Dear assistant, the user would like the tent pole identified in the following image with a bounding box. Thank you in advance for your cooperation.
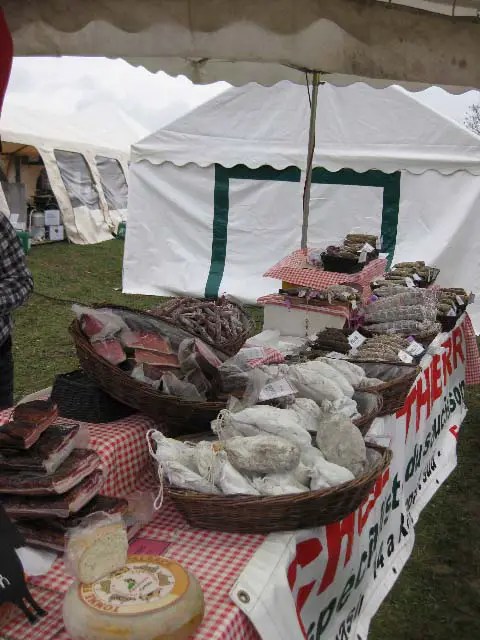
[301,71,320,250]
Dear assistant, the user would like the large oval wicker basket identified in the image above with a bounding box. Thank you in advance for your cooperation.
[69,305,227,437]
[167,441,392,533]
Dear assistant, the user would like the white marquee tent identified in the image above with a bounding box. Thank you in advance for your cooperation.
[0,101,144,243]
[124,82,480,329]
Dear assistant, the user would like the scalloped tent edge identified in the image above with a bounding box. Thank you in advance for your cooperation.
[131,82,480,176]
[5,0,480,90]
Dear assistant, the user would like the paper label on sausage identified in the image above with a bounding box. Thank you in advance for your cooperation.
[259,378,297,401]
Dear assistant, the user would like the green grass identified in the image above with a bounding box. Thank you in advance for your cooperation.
[13,240,480,638]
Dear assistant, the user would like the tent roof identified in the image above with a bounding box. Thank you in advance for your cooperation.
[0,101,140,160]
[131,82,480,175]
[5,0,480,89]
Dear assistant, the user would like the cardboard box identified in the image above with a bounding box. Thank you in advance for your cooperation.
[44,209,60,226]
[47,225,64,241]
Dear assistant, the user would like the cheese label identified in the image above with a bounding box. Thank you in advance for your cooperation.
[80,555,189,616]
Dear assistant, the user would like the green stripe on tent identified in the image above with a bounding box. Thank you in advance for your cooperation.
[205,164,301,298]
[206,165,401,298]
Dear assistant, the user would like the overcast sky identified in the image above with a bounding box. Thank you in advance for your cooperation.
[4,57,480,137]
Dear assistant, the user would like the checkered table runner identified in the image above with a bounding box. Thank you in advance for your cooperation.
[0,411,263,640]
[0,497,263,640]
[257,293,352,323]
[462,313,480,385]
[263,249,387,290]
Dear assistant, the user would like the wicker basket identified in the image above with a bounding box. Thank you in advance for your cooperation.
[167,441,392,533]
[51,370,136,423]
[69,307,227,436]
[151,297,255,357]
[354,361,419,416]
[352,390,383,435]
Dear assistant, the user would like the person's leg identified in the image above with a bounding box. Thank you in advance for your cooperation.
[0,336,14,409]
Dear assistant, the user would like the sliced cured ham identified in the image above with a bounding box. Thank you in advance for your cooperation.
[0,449,101,495]
[92,339,126,365]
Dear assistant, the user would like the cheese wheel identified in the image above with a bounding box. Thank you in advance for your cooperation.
[66,522,128,584]
[63,555,205,640]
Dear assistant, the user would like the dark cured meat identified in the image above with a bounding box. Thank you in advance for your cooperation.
[12,400,58,426]
[134,349,180,368]
[123,331,172,355]
[0,449,100,495]
[92,339,126,365]
[0,420,53,451]
[2,470,104,519]
[0,424,80,474]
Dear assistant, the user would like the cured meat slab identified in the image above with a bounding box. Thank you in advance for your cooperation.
[0,423,80,474]
[0,449,100,495]
[92,339,126,365]
[123,331,172,354]
[2,470,104,519]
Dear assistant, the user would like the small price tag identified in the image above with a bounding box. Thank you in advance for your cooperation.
[259,378,297,402]
[456,295,465,306]
[406,340,425,357]
[405,277,415,288]
[398,350,414,364]
[361,242,375,254]
[359,250,367,264]
[447,308,457,317]
[413,273,422,282]
[348,331,367,349]
[469,293,476,304]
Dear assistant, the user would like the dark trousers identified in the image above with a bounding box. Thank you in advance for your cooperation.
[0,336,13,409]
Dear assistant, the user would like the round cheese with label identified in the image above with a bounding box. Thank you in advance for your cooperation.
[63,555,205,639]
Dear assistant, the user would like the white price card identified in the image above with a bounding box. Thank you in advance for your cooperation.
[359,250,367,264]
[469,293,476,304]
[259,378,297,402]
[405,277,415,288]
[398,350,414,364]
[348,331,367,349]
[413,273,422,282]
[456,295,465,306]
[447,308,457,317]
[361,242,375,254]
[406,340,425,357]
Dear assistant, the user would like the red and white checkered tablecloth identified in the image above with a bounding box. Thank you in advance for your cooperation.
[0,411,263,640]
[462,313,480,385]
[263,249,387,290]
[0,497,264,640]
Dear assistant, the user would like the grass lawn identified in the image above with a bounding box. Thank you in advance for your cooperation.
[13,240,480,639]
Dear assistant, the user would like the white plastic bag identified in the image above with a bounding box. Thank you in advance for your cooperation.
[286,364,344,404]
[319,357,366,388]
[316,415,367,476]
[300,360,354,398]
[287,398,321,432]
[165,460,220,494]
[215,451,260,496]
[251,473,309,496]
[223,406,312,451]
[224,435,300,474]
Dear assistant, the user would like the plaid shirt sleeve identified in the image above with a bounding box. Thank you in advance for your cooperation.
[0,213,33,315]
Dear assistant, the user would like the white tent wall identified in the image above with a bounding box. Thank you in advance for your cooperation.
[0,103,131,244]
[123,161,480,330]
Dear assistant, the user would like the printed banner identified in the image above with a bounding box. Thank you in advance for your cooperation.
[232,318,468,640]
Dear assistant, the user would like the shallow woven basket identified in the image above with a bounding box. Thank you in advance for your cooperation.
[151,297,255,357]
[354,361,419,416]
[352,390,383,435]
[167,441,392,533]
[69,306,227,436]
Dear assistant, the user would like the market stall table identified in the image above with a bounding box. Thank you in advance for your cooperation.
[1,315,479,640]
